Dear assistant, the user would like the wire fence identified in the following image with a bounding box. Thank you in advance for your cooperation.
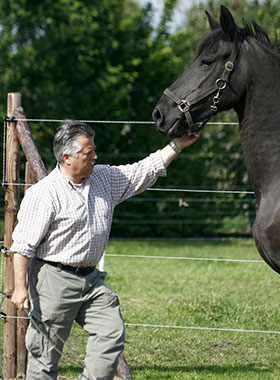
[1,247,280,357]
[12,118,239,126]
[0,117,262,377]
[1,116,254,234]
[105,252,264,263]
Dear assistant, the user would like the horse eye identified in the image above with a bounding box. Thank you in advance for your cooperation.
[201,59,214,67]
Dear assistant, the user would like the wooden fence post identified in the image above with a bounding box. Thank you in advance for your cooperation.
[12,107,47,180]
[3,92,21,379]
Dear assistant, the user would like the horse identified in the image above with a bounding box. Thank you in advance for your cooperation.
[152,5,280,274]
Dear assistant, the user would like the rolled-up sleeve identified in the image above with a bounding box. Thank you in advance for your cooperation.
[10,187,55,258]
[110,150,166,205]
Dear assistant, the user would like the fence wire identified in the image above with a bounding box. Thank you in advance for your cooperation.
[1,117,261,377]
[13,118,239,126]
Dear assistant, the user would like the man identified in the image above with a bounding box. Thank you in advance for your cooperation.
[11,120,199,380]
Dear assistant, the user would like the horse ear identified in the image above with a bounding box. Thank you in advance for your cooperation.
[219,5,237,40]
[205,11,220,31]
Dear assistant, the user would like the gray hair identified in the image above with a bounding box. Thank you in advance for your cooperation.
[53,120,95,163]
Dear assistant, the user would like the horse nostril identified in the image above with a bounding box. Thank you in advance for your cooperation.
[152,107,164,128]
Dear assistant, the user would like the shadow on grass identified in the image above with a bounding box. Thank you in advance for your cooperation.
[59,363,274,377]
[130,363,271,375]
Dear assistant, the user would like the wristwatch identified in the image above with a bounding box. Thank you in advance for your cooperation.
[169,140,182,153]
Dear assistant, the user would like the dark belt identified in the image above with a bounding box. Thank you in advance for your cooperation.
[37,258,95,275]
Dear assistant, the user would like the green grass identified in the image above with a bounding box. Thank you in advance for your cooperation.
[58,238,280,379]
[1,238,279,379]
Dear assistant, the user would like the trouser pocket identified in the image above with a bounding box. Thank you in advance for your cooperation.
[25,318,47,358]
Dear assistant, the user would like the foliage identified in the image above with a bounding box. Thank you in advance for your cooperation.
[0,0,279,237]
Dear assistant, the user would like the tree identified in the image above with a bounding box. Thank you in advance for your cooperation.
[0,0,279,238]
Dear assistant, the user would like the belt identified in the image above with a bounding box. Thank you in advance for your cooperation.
[37,258,95,275]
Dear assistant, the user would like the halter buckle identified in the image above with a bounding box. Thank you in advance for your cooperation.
[178,100,190,113]
[225,61,234,72]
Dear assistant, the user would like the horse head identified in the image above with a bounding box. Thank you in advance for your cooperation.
[153,5,248,138]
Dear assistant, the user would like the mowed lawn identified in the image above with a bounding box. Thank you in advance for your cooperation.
[58,238,280,379]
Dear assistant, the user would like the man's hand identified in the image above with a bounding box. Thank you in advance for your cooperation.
[160,130,199,168]
[173,130,200,150]
[11,287,30,311]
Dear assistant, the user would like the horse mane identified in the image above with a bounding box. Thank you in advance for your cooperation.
[196,17,274,57]
[242,19,271,46]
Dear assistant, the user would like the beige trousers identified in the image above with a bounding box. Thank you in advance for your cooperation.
[26,258,125,380]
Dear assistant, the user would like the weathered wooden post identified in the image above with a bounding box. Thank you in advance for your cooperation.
[3,92,21,379]
[13,107,47,180]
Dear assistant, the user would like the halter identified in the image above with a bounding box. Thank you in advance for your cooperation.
[163,45,239,133]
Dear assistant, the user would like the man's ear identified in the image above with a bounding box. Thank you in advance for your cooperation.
[62,153,71,165]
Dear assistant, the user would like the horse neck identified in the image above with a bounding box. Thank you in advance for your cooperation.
[237,41,280,202]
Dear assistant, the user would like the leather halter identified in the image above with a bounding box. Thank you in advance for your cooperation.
[163,46,239,133]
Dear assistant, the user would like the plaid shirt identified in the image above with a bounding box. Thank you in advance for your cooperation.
[11,151,166,266]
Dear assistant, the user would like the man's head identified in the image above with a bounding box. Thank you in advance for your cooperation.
[54,121,98,183]
[53,120,95,163]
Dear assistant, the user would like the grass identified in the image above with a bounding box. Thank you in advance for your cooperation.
[57,238,280,379]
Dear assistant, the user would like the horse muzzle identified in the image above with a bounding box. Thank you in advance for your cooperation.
[152,106,164,130]
[152,106,187,138]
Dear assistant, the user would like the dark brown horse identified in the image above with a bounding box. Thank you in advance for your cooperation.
[152,5,280,274]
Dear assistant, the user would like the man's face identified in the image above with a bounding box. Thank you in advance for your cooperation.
[67,135,98,182]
